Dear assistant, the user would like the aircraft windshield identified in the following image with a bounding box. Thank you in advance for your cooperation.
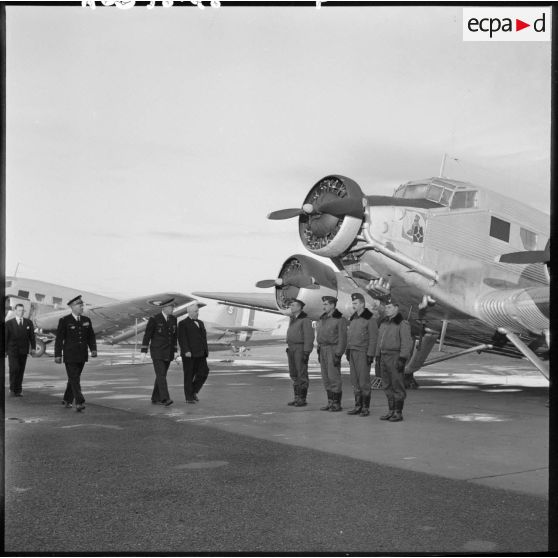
[395,181,478,209]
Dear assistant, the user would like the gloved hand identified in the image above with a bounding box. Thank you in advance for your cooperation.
[334,354,342,367]
[345,349,351,361]
[367,355,374,366]
[303,352,310,364]
[397,357,407,372]
[55,357,62,364]
[139,352,147,362]
[285,347,289,354]
[91,350,97,358]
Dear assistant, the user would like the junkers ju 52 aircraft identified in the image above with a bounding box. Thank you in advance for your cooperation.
[195,174,550,381]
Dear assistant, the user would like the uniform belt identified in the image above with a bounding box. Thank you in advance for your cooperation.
[318,343,336,347]
[380,350,400,354]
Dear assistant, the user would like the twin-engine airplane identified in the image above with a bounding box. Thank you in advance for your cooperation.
[5,277,284,357]
[195,174,550,381]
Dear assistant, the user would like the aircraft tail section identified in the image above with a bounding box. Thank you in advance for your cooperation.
[215,304,256,341]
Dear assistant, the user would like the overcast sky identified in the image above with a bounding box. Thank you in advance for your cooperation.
[6,4,551,299]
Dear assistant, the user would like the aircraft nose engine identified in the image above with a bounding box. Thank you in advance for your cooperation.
[256,254,338,317]
[268,175,366,258]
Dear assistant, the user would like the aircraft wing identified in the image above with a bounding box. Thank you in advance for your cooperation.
[213,326,265,333]
[35,292,203,342]
[193,292,282,315]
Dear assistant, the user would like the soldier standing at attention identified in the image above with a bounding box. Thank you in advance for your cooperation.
[346,293,378,417]
[285,299,314,407]
[54,296,97,412]
[141,298,177,407]
[375,301,413,422]
[316,296,347,412]
[5,303,36,397]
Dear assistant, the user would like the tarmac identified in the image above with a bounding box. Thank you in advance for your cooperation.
[4,345,550,553]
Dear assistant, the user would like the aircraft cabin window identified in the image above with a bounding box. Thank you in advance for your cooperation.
[18,290,29,299]
[53,296,63,305]
[451,190,477,209]
[490,216,510,242]
[520,228,537,250]
[35,293,46,302]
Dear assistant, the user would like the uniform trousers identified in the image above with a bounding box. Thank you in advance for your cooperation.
[379,352,406,403]
[151,359,172,402]
[287,344,309,390]
[8,354,28,394]
[348,350,371,398]
[319,344,342,393]
[63,362,86,405]
[182,357,209,400]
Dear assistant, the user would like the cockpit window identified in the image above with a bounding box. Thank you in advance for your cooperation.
[451,191,477,209]
[18,290,29,299]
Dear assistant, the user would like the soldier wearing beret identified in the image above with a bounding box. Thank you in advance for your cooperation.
[54,296,97,412]
[375,301,413,422]
[346,293,378,417]
[285,299,314,407]
[141,298,177,406]
[316,295,347,412]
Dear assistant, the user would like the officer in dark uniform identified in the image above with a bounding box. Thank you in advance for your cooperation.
[54,295,97,412]
[316,296,347,412]
[141,298,177,406]
[285,298,314,407]
[346,293,378,417]
[178,302,209,403]
[375,301,413,422]
[5,303,36,397]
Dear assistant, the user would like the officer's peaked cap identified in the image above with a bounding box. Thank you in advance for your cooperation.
[321,296,337,304]
[289,298,305,308]
[158,297,175,307]
[351,293,365,302]
[67,295,84,306]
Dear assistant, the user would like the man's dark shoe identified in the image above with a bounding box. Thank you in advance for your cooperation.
[76,403,85,412]
[163,400,174,406]
[185,399,196,404]
[388,411,403,422]
[62,401,72,408]
[193,394,199,401]
[151,400,159,405]
[14,393,23,397]
[380,411,394,420]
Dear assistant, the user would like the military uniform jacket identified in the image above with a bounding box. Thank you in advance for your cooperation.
[375,313,413,359]
[316,309,347,355]
[54,314,97,363]
[5,317,36,356]
[141,313,178,361]
[286,311,314,353]
[347,308,378,356]
[178,317,208,358]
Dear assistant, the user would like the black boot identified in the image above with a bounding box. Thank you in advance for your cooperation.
[320,390,333,411]
[330,392,342,412]
[295,387,308,406]
[389,400,404,422]
[380,397,395,420]
[360,394,371,417]
[347,394,362,415]
[288,386,299,406]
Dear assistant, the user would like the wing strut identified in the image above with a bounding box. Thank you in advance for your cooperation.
[497,328,550,381]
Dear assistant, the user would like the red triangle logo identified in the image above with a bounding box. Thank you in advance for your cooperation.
[516,19,530,31]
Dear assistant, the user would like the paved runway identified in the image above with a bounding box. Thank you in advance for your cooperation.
[4,346,550,553]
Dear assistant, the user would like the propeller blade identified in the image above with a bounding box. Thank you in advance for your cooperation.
[256,279,279,288]
[317,197,365,219]
[498,250,549,265]
[366,195,442,209]
[267,208,304,220]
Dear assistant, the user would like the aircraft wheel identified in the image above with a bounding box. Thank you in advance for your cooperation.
[32,339,46,358]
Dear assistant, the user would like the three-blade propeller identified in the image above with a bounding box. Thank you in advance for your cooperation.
[255,275,319,289]
[268,195,442,221]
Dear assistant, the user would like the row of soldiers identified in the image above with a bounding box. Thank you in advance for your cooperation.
[286,293,414,422]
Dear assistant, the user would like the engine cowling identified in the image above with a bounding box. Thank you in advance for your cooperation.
[299,175,365,258]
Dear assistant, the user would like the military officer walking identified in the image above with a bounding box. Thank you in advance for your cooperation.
[285,298,314,407]
[141,298,177,406]
[54,296,97,412]
[346,293,378,417]
[375,301,413,422]
[5,303,36,397]
[316,296,347,412]
[178,302,210,403]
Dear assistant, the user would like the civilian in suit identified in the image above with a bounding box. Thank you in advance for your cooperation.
[5,303,36,396]
[54,296,97,412]
[177,303,209,403]
[140,298,178,407]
